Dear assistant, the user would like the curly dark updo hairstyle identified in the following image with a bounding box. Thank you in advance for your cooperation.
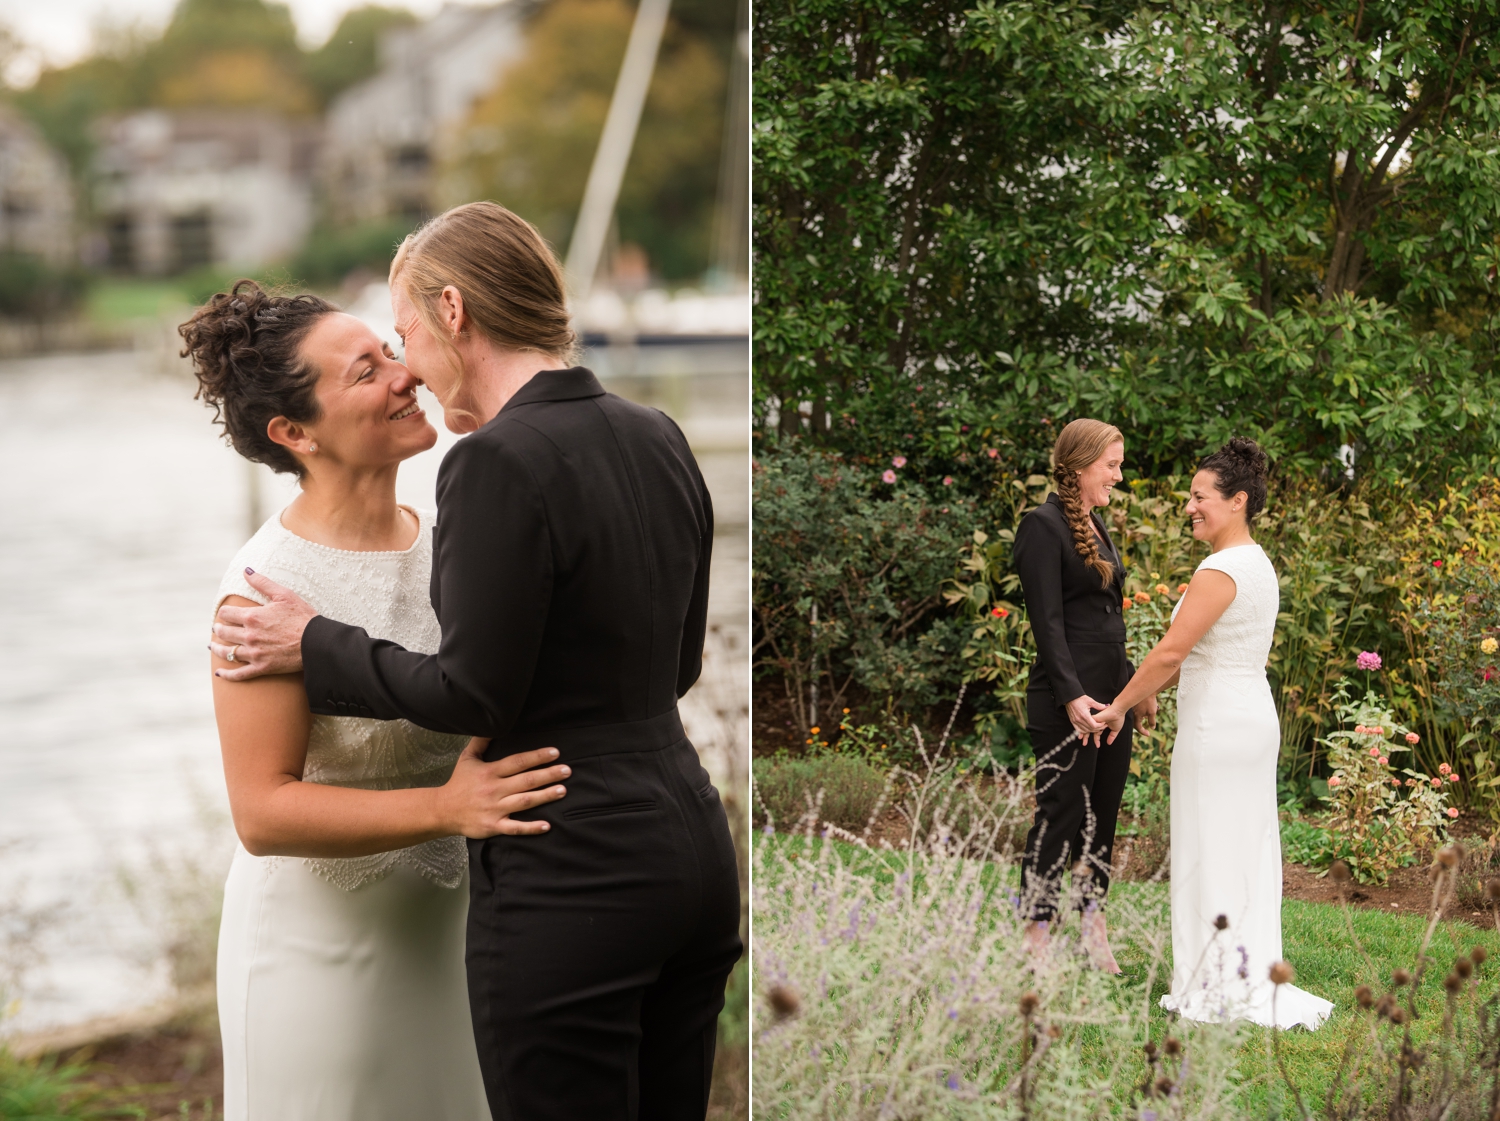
[179,279,336,477]
[1198,436,1270,523]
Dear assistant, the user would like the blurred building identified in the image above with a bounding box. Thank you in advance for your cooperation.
[322,3,525,225]
[94,111,319,275]
[0,107,75,265]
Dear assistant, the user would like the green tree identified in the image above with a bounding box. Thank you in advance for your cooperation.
[754,0,1500,484]
[444,0,727,281]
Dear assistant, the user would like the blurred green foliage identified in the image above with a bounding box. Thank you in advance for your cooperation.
[9,1,416,179]
[444,0,729,281]
[290,217,418,288]
[0,253,89,319]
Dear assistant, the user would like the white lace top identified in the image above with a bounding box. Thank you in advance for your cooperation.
[1172,544,1280,690]
[215,507,469,891]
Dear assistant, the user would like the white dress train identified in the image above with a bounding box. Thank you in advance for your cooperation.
[214,509,491,1120]
[1161,544,1333,1030]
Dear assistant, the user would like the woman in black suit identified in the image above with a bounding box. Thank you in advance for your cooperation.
[209,202,741,1121]
[1012,418,1155,971]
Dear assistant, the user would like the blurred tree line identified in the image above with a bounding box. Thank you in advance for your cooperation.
[2,0,735,288]
[753,0,1500,486]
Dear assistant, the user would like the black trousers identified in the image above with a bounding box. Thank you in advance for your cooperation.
[467,711,743,1121]
[1019,644,1134,922]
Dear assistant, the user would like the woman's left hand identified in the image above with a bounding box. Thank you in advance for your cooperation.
[1133,694,1159,732]
[1094,703,1128,744]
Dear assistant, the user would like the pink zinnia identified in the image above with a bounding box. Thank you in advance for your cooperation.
[1449,774,1459,783]
[1432,777,1443,788]
[881,469,897,484]
[1369,747,1380,757]
[1328,776,1341,787]
[986,448,999,459]
[942,476,954,486]
[1378,756,1388,766]
[1406,732,1420,745]
[1355,725,1368,735]
[1439,763,1451,775]
[1356,651,1383,671]
[892,456,907,468]
[1449,807,1460,818]
[1392,779,1402,787]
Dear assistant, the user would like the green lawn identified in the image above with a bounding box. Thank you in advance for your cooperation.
[85,278,193,325]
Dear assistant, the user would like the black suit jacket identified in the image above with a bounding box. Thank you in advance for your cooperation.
[1012,492,1127,707]
[301,367,712,743]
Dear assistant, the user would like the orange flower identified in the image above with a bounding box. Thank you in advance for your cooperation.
[1155,583,1170,596]
[1133,591,1151,605]
[1122,597,1132,611]
[1177,583,1189,594]
[991,606,1009,618]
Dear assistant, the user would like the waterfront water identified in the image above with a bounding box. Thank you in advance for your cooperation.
[0,342,746,1035]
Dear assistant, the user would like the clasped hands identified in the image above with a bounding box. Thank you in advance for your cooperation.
[1066,693,1157,748]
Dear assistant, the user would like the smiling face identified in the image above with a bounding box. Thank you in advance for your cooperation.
[1076,440,1125,508]
[1185,468,1248,543]
[391,283,481,433]
[282,312,436,471]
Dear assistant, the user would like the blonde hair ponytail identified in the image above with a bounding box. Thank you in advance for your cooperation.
[1051,418,1124,589]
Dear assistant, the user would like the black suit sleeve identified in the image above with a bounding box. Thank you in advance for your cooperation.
[301,433,550,737]
[1013,511,1084,708]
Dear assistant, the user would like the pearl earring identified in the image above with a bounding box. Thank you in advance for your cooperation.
[309,443,318,453]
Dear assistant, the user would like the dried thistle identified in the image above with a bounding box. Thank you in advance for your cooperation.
[1213,913,1229,931]
[1444,972,1464,994]
[1163,1036,1182,1057]
[1456,955,1474,979]
[1473,945,1489,966]
[1355,984,1374,1008]
[1018,991,1039,1017]
[768,983,800,1019]
[1269,960,1294,985]
[1393,968,1413,987]
[1330,859,1353,884]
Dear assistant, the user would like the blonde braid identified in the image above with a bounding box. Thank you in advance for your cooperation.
[1054,468,1115,588]
[1049,418,1124,590]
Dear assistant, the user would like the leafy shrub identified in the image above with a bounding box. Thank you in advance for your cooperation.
[290,218,418,288]
[0,253,88,320]
[753,445,977,728]
[0,1049,109,1120]
[753,752,889,833]
[1279,815,1335,867]
[1319,684,1456,883]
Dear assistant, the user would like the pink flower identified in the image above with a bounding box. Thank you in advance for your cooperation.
[1355,725,1368,735]
[1406,732,1420,745]
[1449,807,1460,818]
[1356,651,1383,672]
[1432,777,1443,788]
[1449,774,1460,783]
[881,470,897,484]
[1434,559,1444,568]
[986,448,999,459]
[1371,726,1384,737]
[1392,779,1402,787]
[1406,778,1417,787]
[942,476,954,486]
[1379,756,1388,766]
[1328,776,1341,787]
[892,456,908,468]
[1369,747,1381,757]
[1439,763,1451,775]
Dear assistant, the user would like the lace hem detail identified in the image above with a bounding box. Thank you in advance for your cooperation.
[298,836,468,891]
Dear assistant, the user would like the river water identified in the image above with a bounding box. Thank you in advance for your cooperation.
[0,340,747,1035]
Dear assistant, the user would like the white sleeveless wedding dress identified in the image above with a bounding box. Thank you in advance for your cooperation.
[214,508,490,1121]
[1160,544,1332,1029]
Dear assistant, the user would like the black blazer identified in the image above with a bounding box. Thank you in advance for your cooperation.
[1012,492,1127,707]
[300,367,713,744]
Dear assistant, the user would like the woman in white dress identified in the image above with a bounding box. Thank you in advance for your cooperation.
[1094,438,1332,1029]
[180,281,573,1119]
